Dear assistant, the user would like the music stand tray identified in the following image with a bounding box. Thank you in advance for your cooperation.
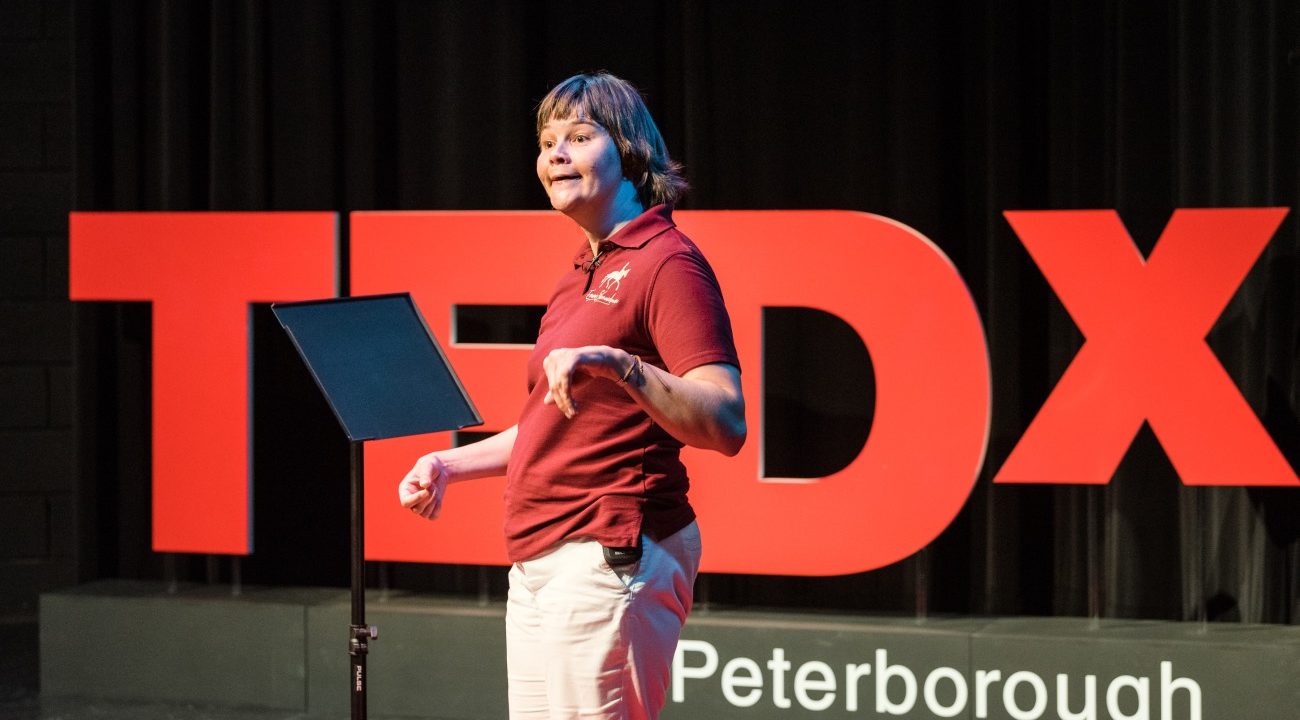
[272,293,482,720]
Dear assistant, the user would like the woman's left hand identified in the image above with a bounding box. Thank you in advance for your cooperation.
[542,344,745,455]
[541,345,627,418]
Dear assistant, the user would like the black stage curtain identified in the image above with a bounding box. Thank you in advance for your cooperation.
[71,0,1299,623]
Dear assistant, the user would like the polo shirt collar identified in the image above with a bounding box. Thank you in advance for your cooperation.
[572,204,676,268]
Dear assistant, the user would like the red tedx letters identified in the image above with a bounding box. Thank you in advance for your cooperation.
[350,211,990,575]
[995,209,1296,486]
[69,213,337,554]
[67,208,1296,572]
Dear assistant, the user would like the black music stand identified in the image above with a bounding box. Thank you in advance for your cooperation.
[271,293,482,720]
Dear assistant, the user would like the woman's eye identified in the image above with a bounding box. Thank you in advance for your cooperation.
[540,140,554,150]
[574,134,589,143]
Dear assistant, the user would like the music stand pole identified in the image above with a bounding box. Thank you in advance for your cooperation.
[271,294,482,720]
[349,441,377,720]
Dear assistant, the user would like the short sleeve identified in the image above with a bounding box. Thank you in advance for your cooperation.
[645,250,740,377]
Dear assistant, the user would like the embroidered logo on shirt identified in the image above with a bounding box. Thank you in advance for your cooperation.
[586,262,630,305]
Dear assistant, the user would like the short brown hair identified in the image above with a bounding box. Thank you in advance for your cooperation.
[536,72,688,208]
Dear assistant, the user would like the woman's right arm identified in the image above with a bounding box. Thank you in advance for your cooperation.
[397,424,517,520]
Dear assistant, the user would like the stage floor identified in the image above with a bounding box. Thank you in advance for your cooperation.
[0,697,332,720]
[29,583,1300,720]
[2,618,331,720]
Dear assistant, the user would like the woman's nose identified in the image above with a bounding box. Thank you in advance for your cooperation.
[548,142,569,163]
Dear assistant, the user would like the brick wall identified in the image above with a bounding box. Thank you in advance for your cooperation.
[0,0,75,617]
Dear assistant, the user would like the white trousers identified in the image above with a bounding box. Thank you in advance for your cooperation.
[505,522,702,720]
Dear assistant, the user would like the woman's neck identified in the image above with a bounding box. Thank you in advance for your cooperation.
[578,181,644,253]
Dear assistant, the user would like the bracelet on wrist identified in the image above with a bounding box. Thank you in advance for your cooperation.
[617,354,643,387]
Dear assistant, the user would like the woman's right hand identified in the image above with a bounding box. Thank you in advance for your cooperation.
[398,453,450,520]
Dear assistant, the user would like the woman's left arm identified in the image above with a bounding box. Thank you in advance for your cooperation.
[541,347,746,456]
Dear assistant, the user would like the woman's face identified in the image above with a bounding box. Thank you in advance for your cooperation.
[536,112,626,221]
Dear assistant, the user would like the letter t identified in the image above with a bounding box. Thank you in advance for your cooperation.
[70,212,337,554]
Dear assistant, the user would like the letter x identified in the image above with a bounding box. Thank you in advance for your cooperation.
[996,208,1296,486]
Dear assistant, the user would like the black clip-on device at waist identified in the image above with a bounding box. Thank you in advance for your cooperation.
[603,545,642,567]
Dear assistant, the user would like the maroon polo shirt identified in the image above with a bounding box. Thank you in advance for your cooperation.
[503,204,739,562]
